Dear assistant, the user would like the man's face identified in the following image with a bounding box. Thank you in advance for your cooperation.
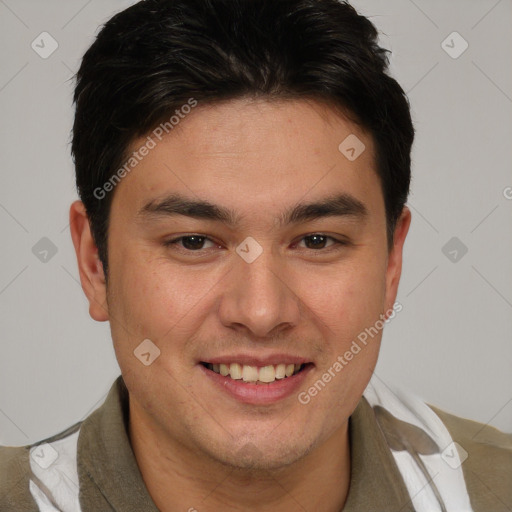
[88,98,408,469]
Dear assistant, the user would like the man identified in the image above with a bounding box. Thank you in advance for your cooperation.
[1,0,510,511]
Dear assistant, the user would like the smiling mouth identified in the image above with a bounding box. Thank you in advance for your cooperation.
[200,362,310,384]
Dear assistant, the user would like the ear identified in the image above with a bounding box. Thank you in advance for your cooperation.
[69,200,109,322]
[384,206,411,316]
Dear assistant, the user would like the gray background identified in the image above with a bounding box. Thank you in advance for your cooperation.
[0,0,511,446]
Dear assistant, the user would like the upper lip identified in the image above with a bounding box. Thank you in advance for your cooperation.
[200,353,312,367]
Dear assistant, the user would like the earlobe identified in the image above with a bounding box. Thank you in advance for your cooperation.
[384,206,411,314]
[69,200,109,322]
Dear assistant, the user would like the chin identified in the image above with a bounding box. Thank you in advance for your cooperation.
[208,435,314,472]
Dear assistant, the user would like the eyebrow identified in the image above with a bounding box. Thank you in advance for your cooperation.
[137,192,368,227]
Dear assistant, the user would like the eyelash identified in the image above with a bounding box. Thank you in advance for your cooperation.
[162,234,349,252]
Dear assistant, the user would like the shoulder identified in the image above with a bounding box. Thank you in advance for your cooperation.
[429,404,512,511]
[0,421,83,511]
[0,443,38,511]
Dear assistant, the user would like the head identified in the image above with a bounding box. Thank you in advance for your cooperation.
[70,0,413,470]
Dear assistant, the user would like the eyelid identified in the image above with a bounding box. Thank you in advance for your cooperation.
[163,234,219,248]
[293,233,348,249]
[164,232,349,251]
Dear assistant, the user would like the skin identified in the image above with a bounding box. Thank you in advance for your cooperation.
[70,98,411,512]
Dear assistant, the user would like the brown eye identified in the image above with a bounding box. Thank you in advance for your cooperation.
[181,235,207,250]
[164,235,217,251]
[298,234,344,250]
[303,234,328,249]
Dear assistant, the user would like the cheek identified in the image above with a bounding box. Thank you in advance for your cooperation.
[106,252,198,382]
[108,243,222,342]
[296,257,387,333]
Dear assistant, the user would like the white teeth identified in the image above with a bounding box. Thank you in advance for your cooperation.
[229,363,243,380]
[258,365,276,383]
[206,362,304,383]
[275,364,286,379]
[242,365,259,382]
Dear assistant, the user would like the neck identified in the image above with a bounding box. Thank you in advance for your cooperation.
[128,405,351,512]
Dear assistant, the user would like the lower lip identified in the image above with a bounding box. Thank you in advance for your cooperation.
[198,364,314,405]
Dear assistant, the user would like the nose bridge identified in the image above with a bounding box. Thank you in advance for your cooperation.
[218,248,300,337]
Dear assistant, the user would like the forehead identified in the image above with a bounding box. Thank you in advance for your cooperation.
[110,98,382,223]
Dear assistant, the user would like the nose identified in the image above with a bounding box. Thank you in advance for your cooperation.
[217,249,301,338]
